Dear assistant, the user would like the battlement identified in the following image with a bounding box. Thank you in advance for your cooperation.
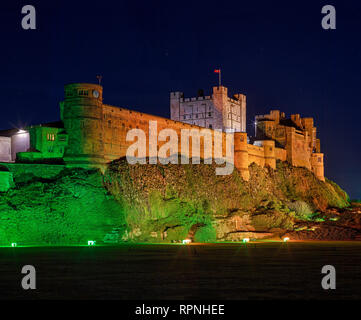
[233,94,246,103]
[255,110,285,123]
[212,86,228,94]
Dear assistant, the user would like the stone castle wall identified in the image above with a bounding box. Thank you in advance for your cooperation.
[61,83,324,181]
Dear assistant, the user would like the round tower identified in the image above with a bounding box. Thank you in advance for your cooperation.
[311,153,325,181]
[62,83,104,167]
[234,132,250,181]
[261,140,276,169]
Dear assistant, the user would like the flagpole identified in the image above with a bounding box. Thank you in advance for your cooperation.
[219,69,221,87]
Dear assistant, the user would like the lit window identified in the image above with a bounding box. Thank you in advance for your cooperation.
[48,134,55,141]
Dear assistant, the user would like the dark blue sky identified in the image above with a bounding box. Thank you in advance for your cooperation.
[1,0,360,198]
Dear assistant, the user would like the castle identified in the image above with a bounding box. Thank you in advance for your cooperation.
[0,83,324,183]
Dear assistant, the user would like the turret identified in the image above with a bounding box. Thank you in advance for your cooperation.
[212,86,228,131]
[233,94,247,132]
[234,132,249,181]
[61,83,104,167]
[261,140,276,169]
[311,153,325,181]
[170,92,183,122]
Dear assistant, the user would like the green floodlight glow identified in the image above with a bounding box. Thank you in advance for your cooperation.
[11,243,17,247]
[242,238,250,243]
[283,237,290,242]
[87,240,96,246]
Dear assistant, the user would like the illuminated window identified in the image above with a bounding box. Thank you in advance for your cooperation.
[47,133,55,141]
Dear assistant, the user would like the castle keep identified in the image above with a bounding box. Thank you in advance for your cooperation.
[170,86,246,132]
[0,83,325,184]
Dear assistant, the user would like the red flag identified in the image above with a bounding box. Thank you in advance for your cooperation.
[214,69,220,73]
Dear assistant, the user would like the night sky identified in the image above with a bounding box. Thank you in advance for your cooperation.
[1,1,360,198]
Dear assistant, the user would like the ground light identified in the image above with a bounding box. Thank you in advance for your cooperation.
[242,238,250,243]
[182,239,191,244]
[283,237,290,242]
[11,243,17,247]
[87,240,96,246]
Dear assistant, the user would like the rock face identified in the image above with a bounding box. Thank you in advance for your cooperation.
[103,159,350,242]
[0,159,354,245]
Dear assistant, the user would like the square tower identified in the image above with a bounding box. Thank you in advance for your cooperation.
[169,86,246,132]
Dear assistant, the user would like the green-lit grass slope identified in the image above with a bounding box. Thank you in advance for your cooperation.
[0,169,126,245]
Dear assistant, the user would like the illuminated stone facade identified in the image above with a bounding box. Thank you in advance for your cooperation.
[0,83,324,181]
[254,110,324,181]
[170,86,246,132]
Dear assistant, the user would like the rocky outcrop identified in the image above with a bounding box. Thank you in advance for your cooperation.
[0,159,354,245]
[103,159,350,242]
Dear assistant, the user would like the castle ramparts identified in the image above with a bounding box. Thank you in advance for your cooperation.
[0,83,325,182]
